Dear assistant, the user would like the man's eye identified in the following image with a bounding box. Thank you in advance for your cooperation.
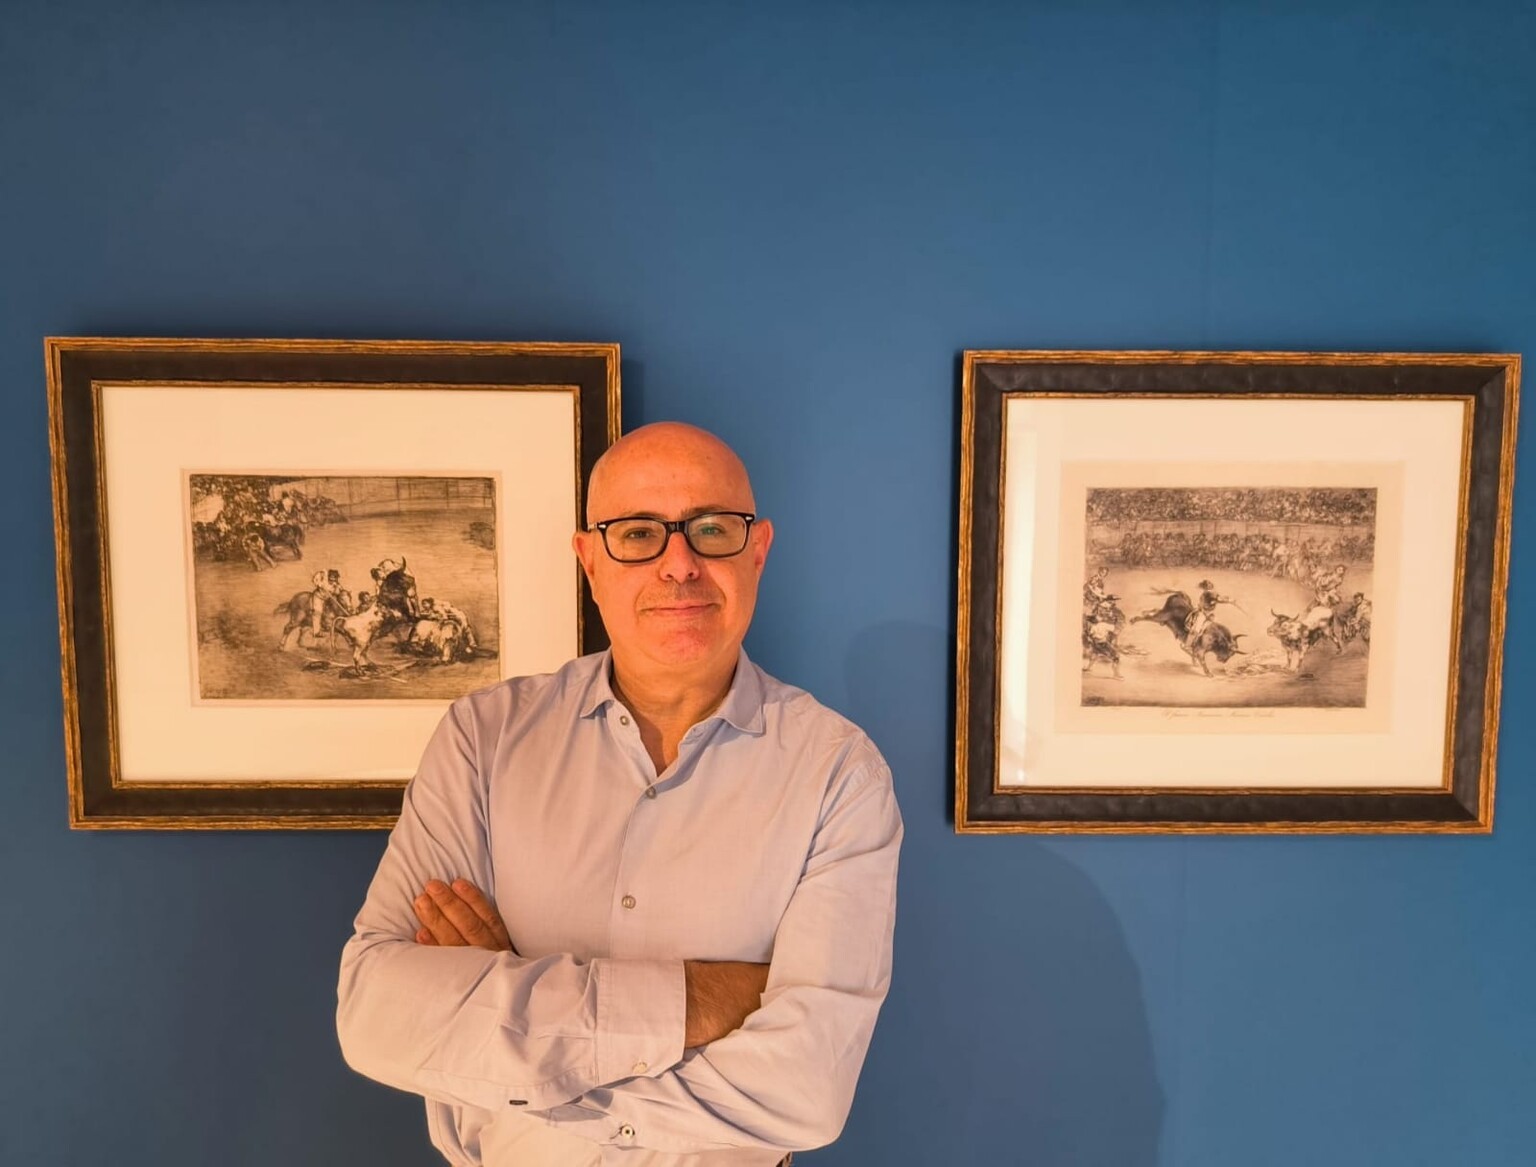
[619,527,660,541]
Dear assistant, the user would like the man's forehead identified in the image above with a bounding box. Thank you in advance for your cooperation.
[591,470,751,520]
[588,427,754,516]
[604,451,741,489]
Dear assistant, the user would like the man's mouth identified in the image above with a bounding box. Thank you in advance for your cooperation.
[642,598,718,615]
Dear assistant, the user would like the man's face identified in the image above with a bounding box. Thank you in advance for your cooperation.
[573,427,772,678]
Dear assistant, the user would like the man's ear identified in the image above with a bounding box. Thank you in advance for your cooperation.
[572,529,598,585]
[751,518,774,573]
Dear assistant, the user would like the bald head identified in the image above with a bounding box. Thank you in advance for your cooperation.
[586,422,756,526]
[574,421,773,687]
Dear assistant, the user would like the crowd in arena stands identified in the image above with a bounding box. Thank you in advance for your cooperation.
[1111,529,1373,574]
[1086,487,1376,527]
[190,475,345,562]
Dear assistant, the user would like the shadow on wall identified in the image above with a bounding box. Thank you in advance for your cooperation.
[834,620,1165,1167]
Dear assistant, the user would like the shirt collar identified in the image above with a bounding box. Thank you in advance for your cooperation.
[578,648,766,735]
[578,650,621,719]
[715,649,766,734]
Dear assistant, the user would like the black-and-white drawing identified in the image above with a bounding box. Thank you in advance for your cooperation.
[188,473,501,700]
[1080,486,1376,708]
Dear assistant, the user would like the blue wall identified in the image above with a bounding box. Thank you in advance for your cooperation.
[4,2,1533,1164]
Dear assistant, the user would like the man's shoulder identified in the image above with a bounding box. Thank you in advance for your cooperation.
[748,660,889,779]
[446,652,606,729]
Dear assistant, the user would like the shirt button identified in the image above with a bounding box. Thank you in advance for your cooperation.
[632,1061,648,1074]
[618,1124,636,1140]
[619,715,630,725]
[644,786,657,799]
[621,895,636,909]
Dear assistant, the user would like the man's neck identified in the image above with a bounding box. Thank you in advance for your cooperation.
[609,651,738,774]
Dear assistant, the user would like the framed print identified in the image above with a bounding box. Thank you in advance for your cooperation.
[48,337,620,829]
[956,350,1518,834]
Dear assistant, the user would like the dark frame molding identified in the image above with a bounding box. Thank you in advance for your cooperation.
[955,350,1518,834]
[48,337,620,830]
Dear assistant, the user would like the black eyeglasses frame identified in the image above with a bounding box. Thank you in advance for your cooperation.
[590,511,757,563]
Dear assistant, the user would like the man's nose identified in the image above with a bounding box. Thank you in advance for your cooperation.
[656,529,701,580]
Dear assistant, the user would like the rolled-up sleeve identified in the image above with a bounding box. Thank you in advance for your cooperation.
[335,701,688,1113]
[539,761,903,1154]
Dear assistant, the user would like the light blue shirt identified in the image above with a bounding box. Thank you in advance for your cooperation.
[337,650,902,1166]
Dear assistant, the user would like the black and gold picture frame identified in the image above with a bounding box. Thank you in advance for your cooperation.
[956,350,1517,833]
[48,337,620,829]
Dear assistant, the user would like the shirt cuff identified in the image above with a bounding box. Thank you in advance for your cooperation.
[593,958,687,1087]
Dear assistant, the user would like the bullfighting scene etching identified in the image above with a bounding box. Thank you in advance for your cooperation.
[188,473,501,700]
[1079,486,1375,709]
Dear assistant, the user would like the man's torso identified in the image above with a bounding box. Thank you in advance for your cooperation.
[436,652,880,1166]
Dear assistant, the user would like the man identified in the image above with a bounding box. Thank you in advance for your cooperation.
[1311,562,1348,609]
[1184,578,1230,645]
[310,568,351,640]
[337,423,903,1166]
[1344,592,1373,644]
[1081,594,1125,679]
[413,597,473,665]
[242,528,274,571]
[1082,565,1110,614]
[426,595,479,658]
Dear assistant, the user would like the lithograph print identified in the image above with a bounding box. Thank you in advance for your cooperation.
[1079,485,1375,709]
[188,473,500,701]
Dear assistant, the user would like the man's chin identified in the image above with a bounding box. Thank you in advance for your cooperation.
[630,628,737,670]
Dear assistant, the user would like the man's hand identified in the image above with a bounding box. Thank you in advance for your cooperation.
[412,879,512,952]
[684,961,770,1048]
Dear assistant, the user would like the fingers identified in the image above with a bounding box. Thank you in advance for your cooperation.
[411,880,512,952]
[413,884,468,946]
[427,881,498,949]
[448,879,514,951]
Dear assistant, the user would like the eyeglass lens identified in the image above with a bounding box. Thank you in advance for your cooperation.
[603,513,750,561]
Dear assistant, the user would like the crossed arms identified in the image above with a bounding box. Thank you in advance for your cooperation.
[412,878,771,1050]
[336,704,902,1155]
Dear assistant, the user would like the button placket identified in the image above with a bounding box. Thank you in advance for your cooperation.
[608,706,669,945]
[609,762,653,943]
[611,705,661,804]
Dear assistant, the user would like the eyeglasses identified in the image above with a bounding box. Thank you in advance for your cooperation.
[592,511,756,563]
